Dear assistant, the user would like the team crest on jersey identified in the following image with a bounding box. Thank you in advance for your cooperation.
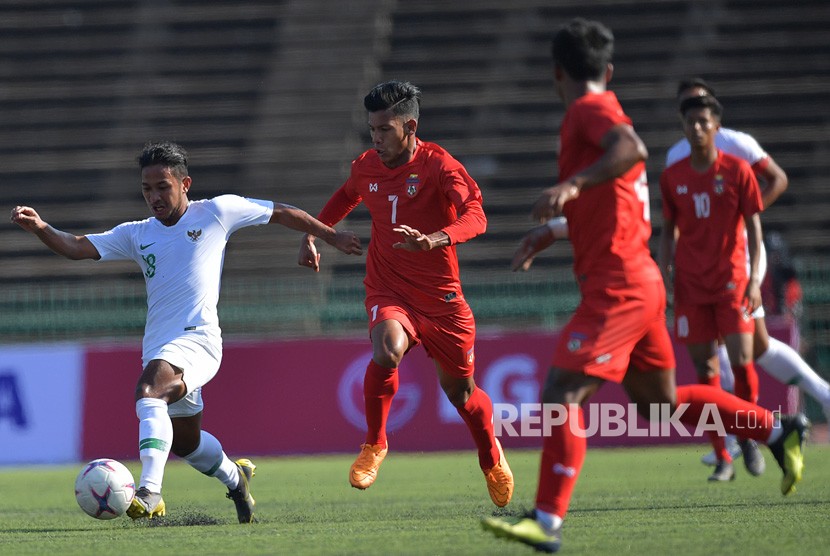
[466,347,475,365]
[187,229,202,242]
[713,174,725,195]
[567,332,586,352]
[405,174,419,197]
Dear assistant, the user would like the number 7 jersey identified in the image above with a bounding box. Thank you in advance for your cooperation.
[318,139,487,315]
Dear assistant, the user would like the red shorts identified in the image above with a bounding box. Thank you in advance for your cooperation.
[674,296,755,344]
[365,294,476,378]
[552,278,676,383]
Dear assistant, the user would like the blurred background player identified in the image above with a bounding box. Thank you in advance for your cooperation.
[11,141,362,522]
[480,18,809,553]
[298,80,514,507]
[666,79,830,466]
[659,95,765,481]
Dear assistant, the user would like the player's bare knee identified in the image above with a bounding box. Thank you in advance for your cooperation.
[171,437,199,458]
[134,383,163,401]
[695,360,718,382]
[753,336,769,359]
[134,382,184,405]
[442,384,472,407]
[372,348,404,369]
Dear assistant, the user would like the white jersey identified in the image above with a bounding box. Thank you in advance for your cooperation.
[665,127,768,168]
[87,194,273,359]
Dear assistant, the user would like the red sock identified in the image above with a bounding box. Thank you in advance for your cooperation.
[732,362,759,403]
[363,360,398,447]
[455,387,499,470]
[675,385,774,442]
[699,372,730,463]
[535,404,585,519]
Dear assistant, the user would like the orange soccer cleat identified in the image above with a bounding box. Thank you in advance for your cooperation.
[349,443,388,489]
[483,438,514,507]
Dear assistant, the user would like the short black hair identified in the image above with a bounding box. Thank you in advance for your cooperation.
[676,77,716,99]
[364,80,421,120]
[137,141,188,179]
[679,94,723,118]
[551,18,614,81]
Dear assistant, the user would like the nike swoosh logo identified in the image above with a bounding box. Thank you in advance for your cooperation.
[139,242,156,250]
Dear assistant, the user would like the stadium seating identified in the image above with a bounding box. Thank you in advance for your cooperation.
[0,0,827,355]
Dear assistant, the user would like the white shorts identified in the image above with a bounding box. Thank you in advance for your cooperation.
[142,329,222,418]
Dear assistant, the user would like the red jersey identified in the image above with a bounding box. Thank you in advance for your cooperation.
[558,91,660,287]
[660,150,763,303]
[318,139,486,315]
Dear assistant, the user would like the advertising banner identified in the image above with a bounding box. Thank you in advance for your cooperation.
[81,324,793,460]
[0,344,84,464]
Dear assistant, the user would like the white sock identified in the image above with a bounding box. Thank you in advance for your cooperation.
[182,430,240,489]
[535,508,563,531]
[758,337,830,409]
[717,344,736,393]
[136,398,173,492]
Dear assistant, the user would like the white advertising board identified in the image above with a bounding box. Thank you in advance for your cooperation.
[0,344,84,464]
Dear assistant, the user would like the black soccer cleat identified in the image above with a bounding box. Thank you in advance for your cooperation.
[227,458,257,523]
[767,414,810,495]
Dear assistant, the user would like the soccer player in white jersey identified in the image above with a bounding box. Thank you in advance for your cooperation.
[11,141,363,522]
[666,79,830,467]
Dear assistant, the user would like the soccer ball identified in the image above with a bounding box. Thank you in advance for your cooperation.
[74,458,136,519]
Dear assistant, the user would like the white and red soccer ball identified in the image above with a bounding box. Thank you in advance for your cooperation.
[74,458,136,519]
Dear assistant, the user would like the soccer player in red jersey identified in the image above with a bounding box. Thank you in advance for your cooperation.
[660,94,765,482]
[669,79,830,469]
[298,80,514,507]
[480,18,808,553]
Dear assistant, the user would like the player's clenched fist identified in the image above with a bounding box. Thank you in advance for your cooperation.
[10,205,45,232]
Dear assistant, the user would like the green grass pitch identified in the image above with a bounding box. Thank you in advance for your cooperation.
[1,445,828,555]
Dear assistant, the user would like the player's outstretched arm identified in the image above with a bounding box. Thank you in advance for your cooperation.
[11,205,100,260]
[270,203,361,264]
